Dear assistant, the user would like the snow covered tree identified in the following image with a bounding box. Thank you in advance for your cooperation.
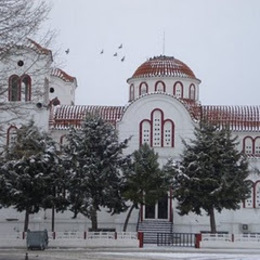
[63,113,129,231]
[169,121,251,233]
[122,143,170,231]
[0,120,60,231]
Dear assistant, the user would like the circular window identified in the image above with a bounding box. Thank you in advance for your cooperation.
[17,60,24,67]
[50,87,55,93]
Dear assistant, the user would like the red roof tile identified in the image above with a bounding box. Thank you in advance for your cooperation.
[51,68,76,83]
[49,105,124,129]
[129,55,197,80]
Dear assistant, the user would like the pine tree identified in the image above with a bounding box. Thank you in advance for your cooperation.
[0,120,59,231]
[122,143,169,231]
[169,121,251,233]
[63,113,129,231]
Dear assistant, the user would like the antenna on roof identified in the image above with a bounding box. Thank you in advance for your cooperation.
[162,30,165,55]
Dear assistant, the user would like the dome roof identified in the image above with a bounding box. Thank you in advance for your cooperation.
[130,55,197,80]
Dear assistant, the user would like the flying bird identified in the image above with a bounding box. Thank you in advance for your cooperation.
[118,44,123,49]
[100,49,104,54]
[65,48,70,54]
[113,52,118,57]
[121,56,125,62]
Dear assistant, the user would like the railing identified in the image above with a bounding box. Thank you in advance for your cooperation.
[201,233,232,242]
[234,233,260,242]
[0,231,141,248]
[199,233,260,249]
[157,232,196,247]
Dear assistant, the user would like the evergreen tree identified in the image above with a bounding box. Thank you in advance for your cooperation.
[63,113,129,231]
[169,121,251,233]
[122,143,169,231]
[0,120,59,231]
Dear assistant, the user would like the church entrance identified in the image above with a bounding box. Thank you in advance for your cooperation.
[144,195,168,220]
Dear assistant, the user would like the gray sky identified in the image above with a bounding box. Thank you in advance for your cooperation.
[46,0,260,106]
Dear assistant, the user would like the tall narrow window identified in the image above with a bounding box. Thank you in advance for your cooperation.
[155,81,165,92]
[9,75,20,101]
[7,126,17,146]
[139,82,148,96]
[140,120,151,145]
[255,138,260,155]
[244,182,254,208]
[21,75,31,101]
[152,109,162,147]
[189,84,196,100]
[163,120,174,147]
[255,182,260,208]
[243,137,253,155]
[173,82,183,98]
[129,84,134,101]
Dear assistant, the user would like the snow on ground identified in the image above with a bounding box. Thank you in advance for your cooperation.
[1,247,260,260]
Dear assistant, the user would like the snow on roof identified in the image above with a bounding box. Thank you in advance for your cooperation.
[201,105,260,131]
[49,101,260,132]
[51,68,76,83]
[129,55,198,81]
[26,38,51,55]
[49,105,124,130]
[0,38,52,57]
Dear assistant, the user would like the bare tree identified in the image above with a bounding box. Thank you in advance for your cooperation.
[0,0,53,148]
[0,0,51,48]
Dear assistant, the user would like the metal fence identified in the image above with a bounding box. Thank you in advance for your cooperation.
[157,232,197,247]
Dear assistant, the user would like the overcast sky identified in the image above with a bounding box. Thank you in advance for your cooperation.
[45,0,260,107]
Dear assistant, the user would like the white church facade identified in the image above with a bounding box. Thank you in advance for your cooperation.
[1,40,260,235]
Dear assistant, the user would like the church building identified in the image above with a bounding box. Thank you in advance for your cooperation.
[1,39,260,236]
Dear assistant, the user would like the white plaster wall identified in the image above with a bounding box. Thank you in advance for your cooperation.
[118,93,196,165]
[0,47,52,105]
[49,77,76,105]
[128,77,200,103]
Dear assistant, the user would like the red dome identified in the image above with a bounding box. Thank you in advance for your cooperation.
[131,55,196,79]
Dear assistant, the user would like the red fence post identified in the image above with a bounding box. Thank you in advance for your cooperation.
[138,232,144,248]
[84,231,87,240]
[195,233,202,248]
[115,232,117,240]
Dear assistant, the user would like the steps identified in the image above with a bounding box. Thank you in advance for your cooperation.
[138,220,173,244]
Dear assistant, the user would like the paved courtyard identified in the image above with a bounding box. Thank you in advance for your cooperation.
[1,247,260,260]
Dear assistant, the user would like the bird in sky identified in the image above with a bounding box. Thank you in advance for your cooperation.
[65,48,70,54]
[100,49,104,54]
[118,44,123,49]
[121,56,125,62]
[113,52,118,57]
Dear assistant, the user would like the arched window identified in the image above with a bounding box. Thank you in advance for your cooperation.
[255,137,260,155]
[139,109,174,148]
[243,137,253,155]
[173,82,183,98]
[8,75,31,102]
[139,82,148,96]
[244,181,254,208]
[152,109,163,147]
[163,120,174,147]
[21,75,31,101]
[155,81,165,92]
[129,84,134,101]
[7,126,18,146]
[189,84,196,100]
[9,75,20,101]
[255,181,260,208]
[140,120,151,146]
